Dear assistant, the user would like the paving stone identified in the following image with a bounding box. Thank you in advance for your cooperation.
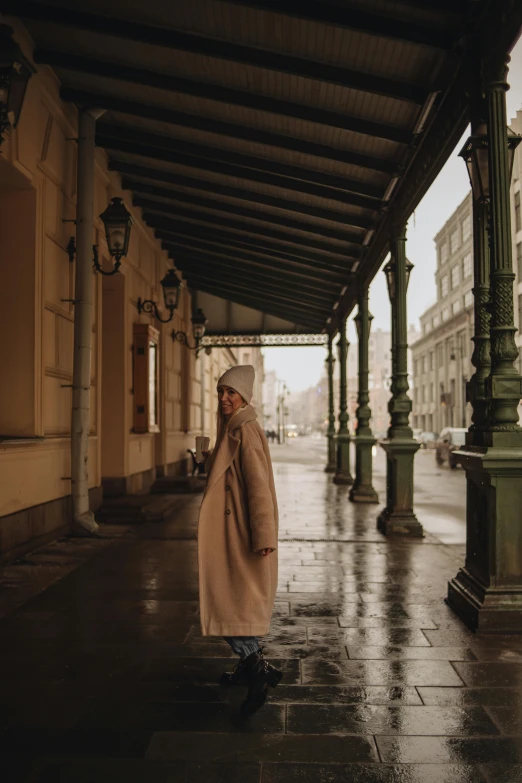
[340,628,431,647]
[452,662,522,688]
[418,687,522,706]
[486,707,522,734]
[302,659,464,686]
[481,764,522,783]
[287,704,499,735]
[376,736,522,764]
[35,759,189,783]
[146,732,378,763]
[347,646,476,661]
[261,763,487,782]
[270,685,422,705]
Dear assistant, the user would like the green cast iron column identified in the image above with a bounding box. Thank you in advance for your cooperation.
[448,55,522,633]
[325,334,337,473]
[350,286,378,503]
[334,315,353,485]
[377,223,422,536]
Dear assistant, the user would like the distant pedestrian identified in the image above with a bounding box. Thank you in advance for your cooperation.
[198,365,282,717]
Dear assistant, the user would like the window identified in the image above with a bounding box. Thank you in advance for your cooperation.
[423,355,428,373]
[451,264,460,288]
[452,299,461,314]
[461,213,471,242]
[422,385,426,403]
[463,252,472,279]
[441,275,449,297]
[423,321,431,335]
[439,242,448,265]
[432,314,440,328]
[450,228,459,254]
[414,360,418,377]
[442,307,450,321]
[515,191,521,232]
[517,242,522,281]
[430,382,434,402]
[429,351,434,370]
[132,323,160,433]
[438,344,445,368]
[464,290,473,308]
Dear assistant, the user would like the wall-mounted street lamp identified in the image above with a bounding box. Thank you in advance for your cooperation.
[0,26,34,145]
[459,128,521,202]
[137,269,181,323]
[171,308,208,353]
[383,256,414,303]
[66,197,133,275]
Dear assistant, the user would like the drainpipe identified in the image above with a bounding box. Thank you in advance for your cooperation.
[71,108,103,535]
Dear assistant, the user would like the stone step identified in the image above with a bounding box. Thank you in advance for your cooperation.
[150,475,206,495]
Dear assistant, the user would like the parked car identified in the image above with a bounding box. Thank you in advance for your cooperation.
[435,428,467,468]
[420,431,437,449]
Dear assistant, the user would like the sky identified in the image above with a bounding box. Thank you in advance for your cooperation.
[264,38,522,392]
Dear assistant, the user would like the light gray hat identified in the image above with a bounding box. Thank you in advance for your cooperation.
[217,365,255,403]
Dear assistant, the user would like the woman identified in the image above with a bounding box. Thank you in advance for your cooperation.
[198,365,282,717]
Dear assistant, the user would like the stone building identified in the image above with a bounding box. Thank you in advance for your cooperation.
[411,193,474,433]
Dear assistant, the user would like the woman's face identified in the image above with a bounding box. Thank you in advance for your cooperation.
[218,386,244,416]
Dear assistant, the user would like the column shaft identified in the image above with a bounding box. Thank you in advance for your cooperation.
[377,224,422,536]
[350,287,378,502]
[325,335,337,472]
[334,315,353,485]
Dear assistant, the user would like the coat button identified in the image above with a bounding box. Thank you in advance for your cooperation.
[225,485,230,491]
[225,509,231,515]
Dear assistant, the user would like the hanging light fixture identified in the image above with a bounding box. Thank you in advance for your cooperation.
[172,308,208,354]
[0,26,35,144]
[137,270,181,323]
[96,197,133,274]
[459,127,522,202]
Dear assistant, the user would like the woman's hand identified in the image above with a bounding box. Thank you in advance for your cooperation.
[257,548,275,557]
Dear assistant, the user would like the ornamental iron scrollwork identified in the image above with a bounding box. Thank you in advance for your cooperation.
[199,334,328,348]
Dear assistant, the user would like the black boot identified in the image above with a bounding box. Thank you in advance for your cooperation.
[240,651,283,718]
[220,658,247,686]
[220,651,281,687]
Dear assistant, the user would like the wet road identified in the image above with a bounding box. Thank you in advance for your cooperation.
[1,435,521,782]
[274,435,467,545]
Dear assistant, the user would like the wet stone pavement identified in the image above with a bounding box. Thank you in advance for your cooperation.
[2,438,522,782]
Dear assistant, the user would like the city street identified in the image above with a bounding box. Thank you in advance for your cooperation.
[273,436,467,546]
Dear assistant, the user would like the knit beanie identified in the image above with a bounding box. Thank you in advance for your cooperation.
[217,365,256,404]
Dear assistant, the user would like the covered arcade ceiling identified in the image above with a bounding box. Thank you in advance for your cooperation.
[6,0,522,334]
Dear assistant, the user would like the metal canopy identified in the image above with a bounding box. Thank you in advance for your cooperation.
[8,0,522,334]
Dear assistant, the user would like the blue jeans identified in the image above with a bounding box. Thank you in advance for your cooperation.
[223,636,259,659]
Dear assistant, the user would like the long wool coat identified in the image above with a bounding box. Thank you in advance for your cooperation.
[198,405,278,637]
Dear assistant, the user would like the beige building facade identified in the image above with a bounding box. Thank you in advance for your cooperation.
[411,193,475,433]
[0,22,261,561]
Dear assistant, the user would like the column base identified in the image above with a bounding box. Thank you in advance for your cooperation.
[349,484,379,503]
[333,471,353,485]
[324,463,337,474]
[447,567,522,633]
[377,507,423,537]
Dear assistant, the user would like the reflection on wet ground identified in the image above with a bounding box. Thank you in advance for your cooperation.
[1,438,521,781]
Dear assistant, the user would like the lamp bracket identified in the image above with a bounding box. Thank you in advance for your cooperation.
[138,297,175,323]
[171,329,198,350]
[92,245,121,276]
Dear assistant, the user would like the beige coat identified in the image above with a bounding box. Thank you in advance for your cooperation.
[198,405,278,637]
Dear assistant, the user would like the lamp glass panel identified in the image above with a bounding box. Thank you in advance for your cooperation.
[160,271,181,310]
[191,309,208,339]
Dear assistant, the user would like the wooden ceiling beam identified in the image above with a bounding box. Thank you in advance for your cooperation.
[104,145,381,214]
[96,122,384,203]
[162,237,347,285]
[122,177,374,231]
[153,225,354,271]
[169,248,342,292]
[214,0,454,49]
[31,22,426,103]
[60,76,411,145]
[133,196,364,246]
[143,211,357,261]
[176,258,334,307]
